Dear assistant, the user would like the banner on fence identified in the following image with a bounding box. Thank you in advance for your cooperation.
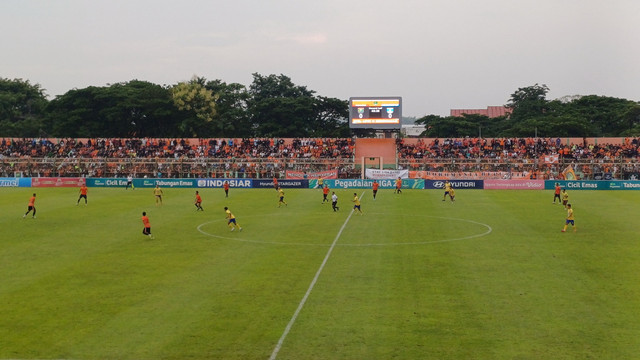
[286,170,338,180]
[364,169,409,179]
[411,170,530,180]
[32,177,85,188]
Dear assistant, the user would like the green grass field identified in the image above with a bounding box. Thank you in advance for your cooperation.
[1,186,639,359]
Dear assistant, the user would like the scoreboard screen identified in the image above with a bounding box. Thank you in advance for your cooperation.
[349,97,402,129]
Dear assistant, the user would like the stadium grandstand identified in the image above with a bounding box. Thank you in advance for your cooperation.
[1,137,639,180]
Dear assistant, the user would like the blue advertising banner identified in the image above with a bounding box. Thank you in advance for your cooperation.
[325,179,424,189]
[253,179,308,188]
[425,179,484,190]
[602,181,640,190]
[138,179,197,188]
[86,178,128,187]
[544,180,601,190]
[196,178,253,188]
[0,177,32,187]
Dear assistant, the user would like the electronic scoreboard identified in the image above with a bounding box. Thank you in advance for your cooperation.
[349,97,402,129]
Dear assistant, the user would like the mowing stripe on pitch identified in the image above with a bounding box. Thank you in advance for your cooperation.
[269,192,364,360]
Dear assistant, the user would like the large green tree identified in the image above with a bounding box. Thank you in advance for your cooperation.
[0,78,49,136]
[246,73,348,137]
[205,79,252,137]
[45,81,182,137]
[171,76,218,137]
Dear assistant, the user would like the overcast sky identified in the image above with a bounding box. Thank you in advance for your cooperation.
[2,0,638,117]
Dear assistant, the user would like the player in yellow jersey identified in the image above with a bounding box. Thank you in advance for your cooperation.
[561,189,569,209]
[561,203,576,232]
[352,192,363,215]
[277,187,287,207]
[443,180,452,201]
[448,188,455,202]
[224,207,242,231]
[153,184,164,206]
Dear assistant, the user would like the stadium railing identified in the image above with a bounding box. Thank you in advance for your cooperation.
[2,156,639,180]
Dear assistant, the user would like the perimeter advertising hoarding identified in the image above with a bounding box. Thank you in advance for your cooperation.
[0,177,31,187]
[349,97,402,129]
[31,177,85,187]
[425,180,484,190]
[325,179,424,189]
[196,179,253,188]
[86,178,199,188]
[545,180,640,190]
[484,179,544,190]
[253,179,308,188]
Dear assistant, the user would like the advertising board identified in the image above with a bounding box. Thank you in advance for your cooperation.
[425,180,484,189]
[0,177,31,187]
[32,177,85,188]
[484,179,544,190]
[253,179,308,188]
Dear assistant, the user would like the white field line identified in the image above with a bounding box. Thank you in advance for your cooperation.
[269,192,363,360]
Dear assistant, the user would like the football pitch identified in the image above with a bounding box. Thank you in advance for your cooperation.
[1,187,639,359]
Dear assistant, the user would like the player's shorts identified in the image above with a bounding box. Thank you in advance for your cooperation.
[444,191,450,195]
[565,220,574,225]
[373,189,378,194]
[562,200,568,205]
[79,194,87,199]
[143,227,151,234]
[279,196,284,201]
[354,205,361,210]
[28,206,34,211]
[228,219,237,225]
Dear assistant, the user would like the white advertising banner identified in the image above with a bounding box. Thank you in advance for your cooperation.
[365,169,409,179]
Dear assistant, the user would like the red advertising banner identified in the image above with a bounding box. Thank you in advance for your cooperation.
[483,179,545,190]
[31,177,86,188]
[286,169,338,180]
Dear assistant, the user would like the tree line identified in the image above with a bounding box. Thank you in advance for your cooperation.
[1,77,638,138]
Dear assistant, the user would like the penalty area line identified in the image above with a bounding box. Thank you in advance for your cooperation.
[269,192,364,360]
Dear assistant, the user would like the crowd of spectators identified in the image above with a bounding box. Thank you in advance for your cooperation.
[0,138,356,178]
[396,137,640,180]
[0,138,355,160]
[2,137,639,179]
[396,137,640,161]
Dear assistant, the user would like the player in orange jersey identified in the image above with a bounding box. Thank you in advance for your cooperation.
[372,180,379,200]
[194,191,203,211]
[77,184,88,205]
[24,193,36,219]
[141,211,154,239]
